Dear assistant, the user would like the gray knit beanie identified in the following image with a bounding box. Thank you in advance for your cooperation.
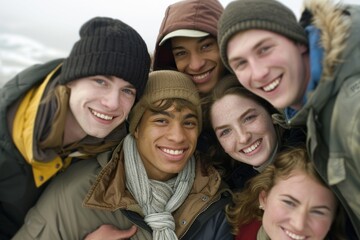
[218,0,308,72]
[60,17,151,99]
[129,70,202,134]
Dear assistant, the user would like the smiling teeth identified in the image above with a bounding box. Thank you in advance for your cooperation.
[242,140,261,154]
[285,230,305,240]
[193,72,209,80]
[91,110,113,120]
[162,148,184,155]
[263,78,280,92]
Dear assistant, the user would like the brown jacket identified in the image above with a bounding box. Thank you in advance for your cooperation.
[14,141,232,240]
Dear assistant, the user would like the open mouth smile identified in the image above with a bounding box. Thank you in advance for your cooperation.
[191,69,212,84]
[161,147,185,156]
[241,139,261,154]
[90,108,115,121]
[262,77,280,92]
[284,229,306,240]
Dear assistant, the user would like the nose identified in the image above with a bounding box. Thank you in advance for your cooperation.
[188,53,205,71]
[249,59,269,84]
[101,90,120,110]
[167,122,186,143]
[236,127,251,144]
[290,209,307,231]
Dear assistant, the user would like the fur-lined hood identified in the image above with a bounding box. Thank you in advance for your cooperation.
[303,0,351,82]
[290,0,360,124]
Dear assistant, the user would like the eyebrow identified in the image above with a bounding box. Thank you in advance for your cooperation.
[172,36,213,51]
[105,76,136,88]
[281,194,332,211]
[228,37,271,64]
[152,110,198,121]
[213,108,256,131]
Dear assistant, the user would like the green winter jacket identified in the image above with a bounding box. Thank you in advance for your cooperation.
[287,2,360,237]
[13,141,232,240]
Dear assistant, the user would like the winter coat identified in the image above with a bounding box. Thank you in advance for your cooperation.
[0,59,128,239]
[287,2,360,238]
[0,59,63,239]
[13,141,233,240]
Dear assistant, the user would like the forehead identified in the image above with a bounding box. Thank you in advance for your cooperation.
[269,170,336,206]
[171,36,215,48]
[212,94,266,114]
[227,29,284,56]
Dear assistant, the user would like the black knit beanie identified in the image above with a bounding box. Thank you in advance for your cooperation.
[218,0,308,72]
[60,17,151,99]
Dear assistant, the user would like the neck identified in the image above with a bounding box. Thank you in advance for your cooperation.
[63,110,86,146]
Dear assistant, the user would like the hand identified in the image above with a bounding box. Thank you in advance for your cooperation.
[84,224,137,240]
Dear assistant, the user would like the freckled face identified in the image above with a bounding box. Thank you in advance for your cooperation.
[134,105,199,181]
[211,94,277,167]
[259,170,337,240]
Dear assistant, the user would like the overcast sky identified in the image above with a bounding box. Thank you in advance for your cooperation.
[0,0,305,55]
[0,0,358,55]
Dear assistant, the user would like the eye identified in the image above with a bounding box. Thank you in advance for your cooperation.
[154,118,168,125]
[201,42,211,50]
[122,88,136,96]
[94,79,106,86]
[282,199,296,207]
[231,59,247,71]
[218,128,231,138]
[184,120,198,129]
[258,45,272,55]
[173,50,187,58]
[244,114,256,123]
[310,210,326,216]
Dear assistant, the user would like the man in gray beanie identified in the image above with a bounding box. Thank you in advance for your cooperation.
[0,16,150,239]
[218,0,360,238]
[13,70,232,240]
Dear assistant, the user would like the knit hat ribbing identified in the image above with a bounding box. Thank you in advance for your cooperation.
[129,70,202,134]
[60,17,151,99]
[218,0,308,72]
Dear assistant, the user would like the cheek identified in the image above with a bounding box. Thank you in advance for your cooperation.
[219,138,234,153]
[174,59,186,71]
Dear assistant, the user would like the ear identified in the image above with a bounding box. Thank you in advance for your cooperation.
[259,190,268,208]
[297,43,308,54]
[133,127,139,139]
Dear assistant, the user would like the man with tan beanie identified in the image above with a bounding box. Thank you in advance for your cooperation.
[13,70,232,240]
[218,0,360,238]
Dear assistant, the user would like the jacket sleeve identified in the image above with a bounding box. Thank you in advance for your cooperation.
[12,159,101,240]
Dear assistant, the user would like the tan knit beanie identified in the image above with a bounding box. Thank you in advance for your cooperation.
[218,0,308,72]
[129,70,202,134]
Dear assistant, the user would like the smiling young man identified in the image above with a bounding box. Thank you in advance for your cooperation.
[218,0,360,238]
[0,17,150,239]
[13,70,232,240]
[153,0,226,95]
